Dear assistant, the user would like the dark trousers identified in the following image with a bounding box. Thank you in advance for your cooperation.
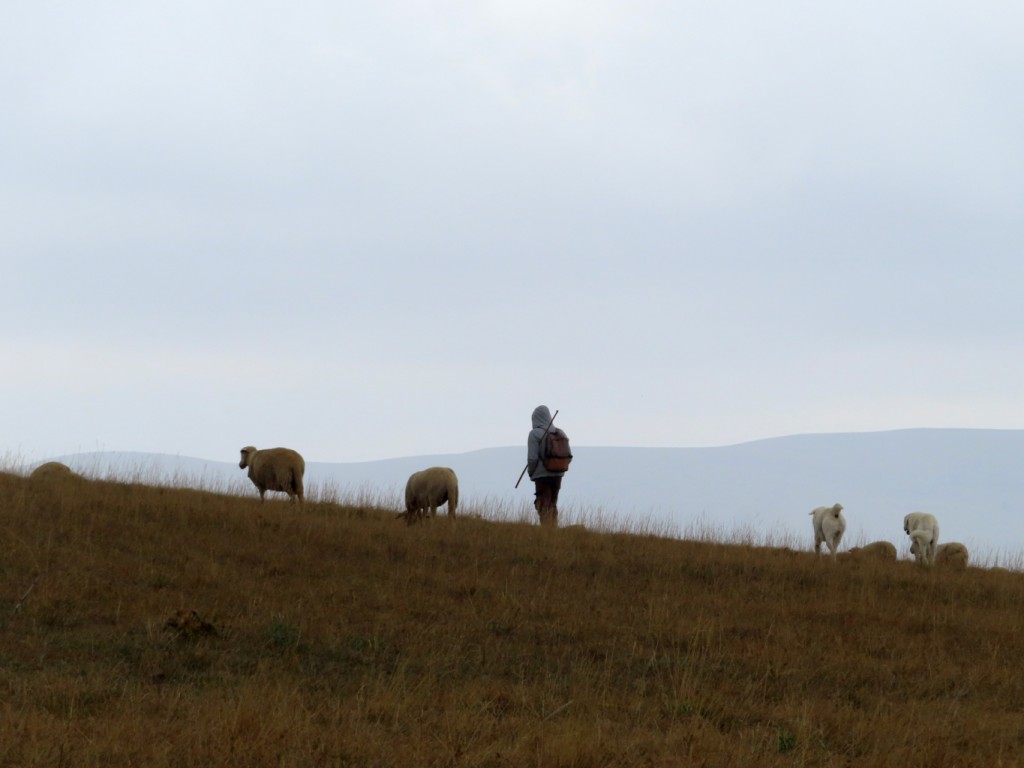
[533,476,562,526]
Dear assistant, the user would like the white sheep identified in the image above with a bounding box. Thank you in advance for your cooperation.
[809,503,846,558]
[842,541,897,562]
[933,542,969,570]
[903,512,939,565]
[239,446,305,504]
[402,467,458,525]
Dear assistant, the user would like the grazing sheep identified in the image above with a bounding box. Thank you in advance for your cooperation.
[809,503,846,558]
[402,467,458,525]
[903,512,939,565]
[238,446,305,504]
[933,542,969,570]
[843,541,897,562]
[30,461,75,479]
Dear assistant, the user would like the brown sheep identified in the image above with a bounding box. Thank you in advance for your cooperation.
[933,542,969,570]
[29,461,76,479]
[402,467,458,525]
[239,446,305,504]
[842,541,897,562]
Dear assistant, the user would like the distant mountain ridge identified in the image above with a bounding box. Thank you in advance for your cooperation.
[43,428,1024,563]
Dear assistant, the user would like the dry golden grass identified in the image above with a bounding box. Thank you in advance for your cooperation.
[3,469,1024,767]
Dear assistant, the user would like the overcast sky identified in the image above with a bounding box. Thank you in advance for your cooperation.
[3,1,1023,463]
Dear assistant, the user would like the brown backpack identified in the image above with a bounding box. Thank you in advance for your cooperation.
[540,427,573,472]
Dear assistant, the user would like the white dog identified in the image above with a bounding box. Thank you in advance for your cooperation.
[810,503,846,558]
[903,512,940,565]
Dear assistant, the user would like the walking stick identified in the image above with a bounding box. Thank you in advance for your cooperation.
[515,409,558,488]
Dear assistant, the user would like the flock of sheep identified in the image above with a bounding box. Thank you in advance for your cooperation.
[810,503,970,569]
[239,446,973,566]
[237,446,457,525]
[29,447,973,567]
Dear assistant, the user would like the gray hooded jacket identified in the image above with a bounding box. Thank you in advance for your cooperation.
[527,405,565,480]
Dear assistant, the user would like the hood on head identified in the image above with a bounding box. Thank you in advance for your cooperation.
[532,405,553,430]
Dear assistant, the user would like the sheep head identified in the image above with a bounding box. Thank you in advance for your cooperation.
[239,446,257,469]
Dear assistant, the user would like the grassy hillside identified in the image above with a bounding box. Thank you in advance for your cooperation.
[2,471,1023,767]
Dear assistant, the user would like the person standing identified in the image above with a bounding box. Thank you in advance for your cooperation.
[527,404,567,526]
